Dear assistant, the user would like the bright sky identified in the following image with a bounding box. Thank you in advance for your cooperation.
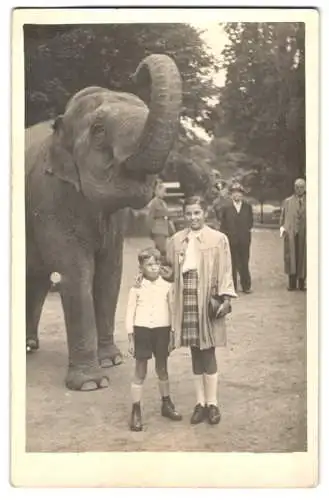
[191,23,229,87]
[187,23,229,140]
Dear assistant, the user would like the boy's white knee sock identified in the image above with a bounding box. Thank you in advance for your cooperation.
[204,372,218,406]
[158,379,170,398]
[194,374,205,406]
[131,383,143,403]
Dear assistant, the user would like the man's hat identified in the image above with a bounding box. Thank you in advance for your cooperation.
[230,182,245,193]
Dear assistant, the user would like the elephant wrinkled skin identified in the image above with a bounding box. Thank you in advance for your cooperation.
[26,54,182,391]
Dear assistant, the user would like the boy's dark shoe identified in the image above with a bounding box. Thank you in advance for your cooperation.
[161,396,182,421]
[190,403,207,425]
[208,404,221,425]
[130,402,143,432]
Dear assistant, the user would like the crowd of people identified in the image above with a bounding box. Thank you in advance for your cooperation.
[125,177,307,432]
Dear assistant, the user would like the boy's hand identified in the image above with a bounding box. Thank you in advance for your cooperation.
[128,334,135,357]
[160,265,173,282]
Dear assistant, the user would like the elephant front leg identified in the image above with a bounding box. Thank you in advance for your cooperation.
[94,242,124,369]
[60,264,110,391]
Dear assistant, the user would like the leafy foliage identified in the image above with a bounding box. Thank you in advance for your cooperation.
[24,23,218,129]
[207,22,305,201]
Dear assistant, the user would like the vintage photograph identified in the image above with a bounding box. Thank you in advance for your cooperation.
[11,7,318,488]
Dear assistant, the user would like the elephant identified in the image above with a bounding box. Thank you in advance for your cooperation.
[26,54,182,391]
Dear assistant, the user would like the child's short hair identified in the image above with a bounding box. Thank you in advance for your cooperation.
[138,247,162,266]
[183,195,208,212]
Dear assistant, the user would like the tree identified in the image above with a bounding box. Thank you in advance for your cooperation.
[208,22,305,201]
[24,23,219,128]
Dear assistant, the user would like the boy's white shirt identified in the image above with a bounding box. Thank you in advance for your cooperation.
[125,276,173,333]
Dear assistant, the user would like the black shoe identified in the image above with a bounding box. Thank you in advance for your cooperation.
[242,289,252,294]
[130,402,143,432]
[298,279,306,291]
[161,397,182,421]
[208,404,221,425]
[190,404,207,425]
[288,275,297,291]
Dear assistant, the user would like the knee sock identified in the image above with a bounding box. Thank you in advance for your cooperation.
[158,379,169,399]
[194,374,205,406]
[131,383,143,404]
[204,372,218,406]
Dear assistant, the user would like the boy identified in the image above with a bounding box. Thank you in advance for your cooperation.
[126,247,182,432]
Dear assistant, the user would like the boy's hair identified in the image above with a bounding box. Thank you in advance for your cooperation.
[183,195,208,212]
[138,247,162,266]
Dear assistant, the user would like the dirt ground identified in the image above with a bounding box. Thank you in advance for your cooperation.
[26,229,307,452]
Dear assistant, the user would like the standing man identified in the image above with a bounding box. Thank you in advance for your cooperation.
[219,182,254,294]
[279,178,306,291]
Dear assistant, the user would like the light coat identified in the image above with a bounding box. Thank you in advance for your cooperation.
[280,194,306,278]
[166,225,237,349]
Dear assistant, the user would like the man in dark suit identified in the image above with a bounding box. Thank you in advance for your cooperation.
[218,183,253,293]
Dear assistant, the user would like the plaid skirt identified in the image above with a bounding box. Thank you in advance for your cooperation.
[181,270,200,347]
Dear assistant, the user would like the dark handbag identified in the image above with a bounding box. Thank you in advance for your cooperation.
[208,295,232,320]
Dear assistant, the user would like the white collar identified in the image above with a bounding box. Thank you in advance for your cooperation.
[142,276,162,285]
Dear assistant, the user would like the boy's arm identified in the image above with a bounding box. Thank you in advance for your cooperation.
[167,284,173,322]
[125,287,138,335]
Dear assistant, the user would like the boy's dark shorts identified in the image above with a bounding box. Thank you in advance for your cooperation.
[133,326,170,360]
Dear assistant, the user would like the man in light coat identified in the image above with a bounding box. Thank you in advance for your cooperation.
[279,178,306,291]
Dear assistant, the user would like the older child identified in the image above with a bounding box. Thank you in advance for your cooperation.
[166,196,237,425]
[126,247,182,432]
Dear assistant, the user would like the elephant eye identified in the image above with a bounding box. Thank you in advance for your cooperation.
[90,122,106,148]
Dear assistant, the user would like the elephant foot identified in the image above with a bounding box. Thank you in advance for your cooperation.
[26,338,39,353]
[65,366,109,391]
[99,343,123,368]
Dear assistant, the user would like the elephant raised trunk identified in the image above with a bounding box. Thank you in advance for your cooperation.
[123,54,182,175]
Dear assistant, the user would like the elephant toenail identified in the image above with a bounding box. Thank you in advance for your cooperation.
[80,381,98,391]
[112,355,123,366]
[99,377,109,388]
[100,358,113,368]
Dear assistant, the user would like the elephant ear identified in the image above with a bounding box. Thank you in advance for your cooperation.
[46,115,81,192]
